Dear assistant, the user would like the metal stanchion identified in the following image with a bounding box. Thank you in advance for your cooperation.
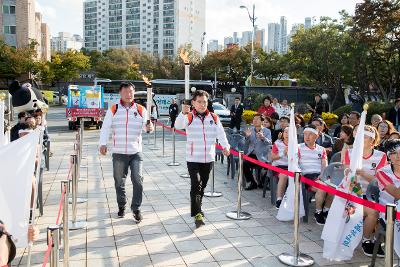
[68,154,87,204]
[150,121,160,150]
[68,154,87,230]
[385,204,396,267]
[61,181,69,267]
[167,128,180,166]
[162,124,166,157]
[278,172,314,266]
[226,151,251,220]
[205,162,222,197]
[47,225,60,267]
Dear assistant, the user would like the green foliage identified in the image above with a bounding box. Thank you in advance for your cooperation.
[50,50,90,83]
[254,50,288,86]
[333,102,394,122]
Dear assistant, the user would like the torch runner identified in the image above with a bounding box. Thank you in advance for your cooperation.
[142,75,152,134]
[180,49,191,105]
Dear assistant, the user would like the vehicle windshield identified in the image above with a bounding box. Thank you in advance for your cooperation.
[212,104,226,111]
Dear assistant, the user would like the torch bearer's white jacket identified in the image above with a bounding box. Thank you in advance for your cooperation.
[99,101,148,155]
[175,110,230,163]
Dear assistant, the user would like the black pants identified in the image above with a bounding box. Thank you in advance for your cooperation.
[170,115,177,128]
[187,162,213,217]
[243,154,258,184]
[230,118,241,131]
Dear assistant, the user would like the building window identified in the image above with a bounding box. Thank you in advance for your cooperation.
[3,5,15,14]
[4,26,16,34]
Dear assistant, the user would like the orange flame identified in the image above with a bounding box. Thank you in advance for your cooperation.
[179,49,190,64]
[142,75,152,87]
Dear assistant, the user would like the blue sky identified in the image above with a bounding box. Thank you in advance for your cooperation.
[36,0,363,43]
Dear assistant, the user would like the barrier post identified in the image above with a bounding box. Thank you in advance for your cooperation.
[204,162,222,197]
[162,124,165,157]
[47,225,60,267]
[69,154,87,230]
[385,204,396,267]
[150,121,160,150]
[61,181,69,267]
[226,151,251,220]
[278,172,314,266]
[167,128,180,166]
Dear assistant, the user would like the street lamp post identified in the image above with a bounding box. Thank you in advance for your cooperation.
[240,4,256,87]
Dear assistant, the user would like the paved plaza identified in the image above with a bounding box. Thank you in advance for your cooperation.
[10,108,396,267]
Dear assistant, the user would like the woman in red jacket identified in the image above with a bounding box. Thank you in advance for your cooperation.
[257,96,275,117]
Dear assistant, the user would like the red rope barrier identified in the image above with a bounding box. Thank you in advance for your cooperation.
[157,121,399,219]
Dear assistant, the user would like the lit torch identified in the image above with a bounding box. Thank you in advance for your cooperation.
[142,75,152,133]
[180,49,190,104]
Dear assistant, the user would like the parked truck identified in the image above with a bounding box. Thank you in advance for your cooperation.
[66,85,105,130]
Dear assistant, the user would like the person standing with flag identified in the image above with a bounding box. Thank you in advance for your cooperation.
[175,90,230,228]
[342,125,387,257]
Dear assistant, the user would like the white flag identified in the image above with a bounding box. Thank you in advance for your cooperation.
[321,110,367,261]
[277,106,305,221]
[0,130,40,247]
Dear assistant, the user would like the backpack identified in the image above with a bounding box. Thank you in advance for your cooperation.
[187,111,218,126]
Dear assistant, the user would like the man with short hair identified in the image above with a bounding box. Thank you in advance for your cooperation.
[371,114,383,129]
[175,90,230,228]
[168,98,179,128]
[307,94,324,116]
[349,111,361,127]
[388,98,400,131]
[229,97,244,131]
[10,111,27,141]
[311,117,333,155]
[99,83,153,222]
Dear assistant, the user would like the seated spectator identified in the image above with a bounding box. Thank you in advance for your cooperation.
[243,114,272,190]
[0,220,39,266]
[272,116,290,142]
[376,140,400,255]
[257,96,275,117]
[307,94,324,116]
[272,97,281,113]
[263,115,275,139]
[10,112,28,141]
[332,125,354,155]
[278,99,291,118]
[343,125,387,257]
[389,131,400,141]
[349,111,361,127]
[298,124,331,225]
[377,120,395,151]
[387,98,400,131]
[295,114,306,142]
[371,114,383,129]
[270,112,281,130]
[311,117,334,157]
[271,127,289,209]
[333,113,350,138]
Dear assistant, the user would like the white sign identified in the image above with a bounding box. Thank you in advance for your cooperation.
[154,95,176,115]
[103,93,120,110]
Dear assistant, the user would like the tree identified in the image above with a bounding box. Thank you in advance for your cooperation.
[50,50,90,90]
[288,17,355,110]
[352,0,400,102]
[254,50,288,86]
[94,49,141,80]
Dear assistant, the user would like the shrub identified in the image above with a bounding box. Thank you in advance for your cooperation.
[242,110,258,124]
[303,112,339,127]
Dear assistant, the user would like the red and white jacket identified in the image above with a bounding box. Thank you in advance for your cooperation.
[175,110,230,163]
[272,139,288,167]
[298,143,327,175]
[343,148,387,193]
[99,100,148,155]
[376,164,400,220]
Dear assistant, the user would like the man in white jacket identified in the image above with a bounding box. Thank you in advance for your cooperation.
[99,82,153,222]
[175,90,230,228]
